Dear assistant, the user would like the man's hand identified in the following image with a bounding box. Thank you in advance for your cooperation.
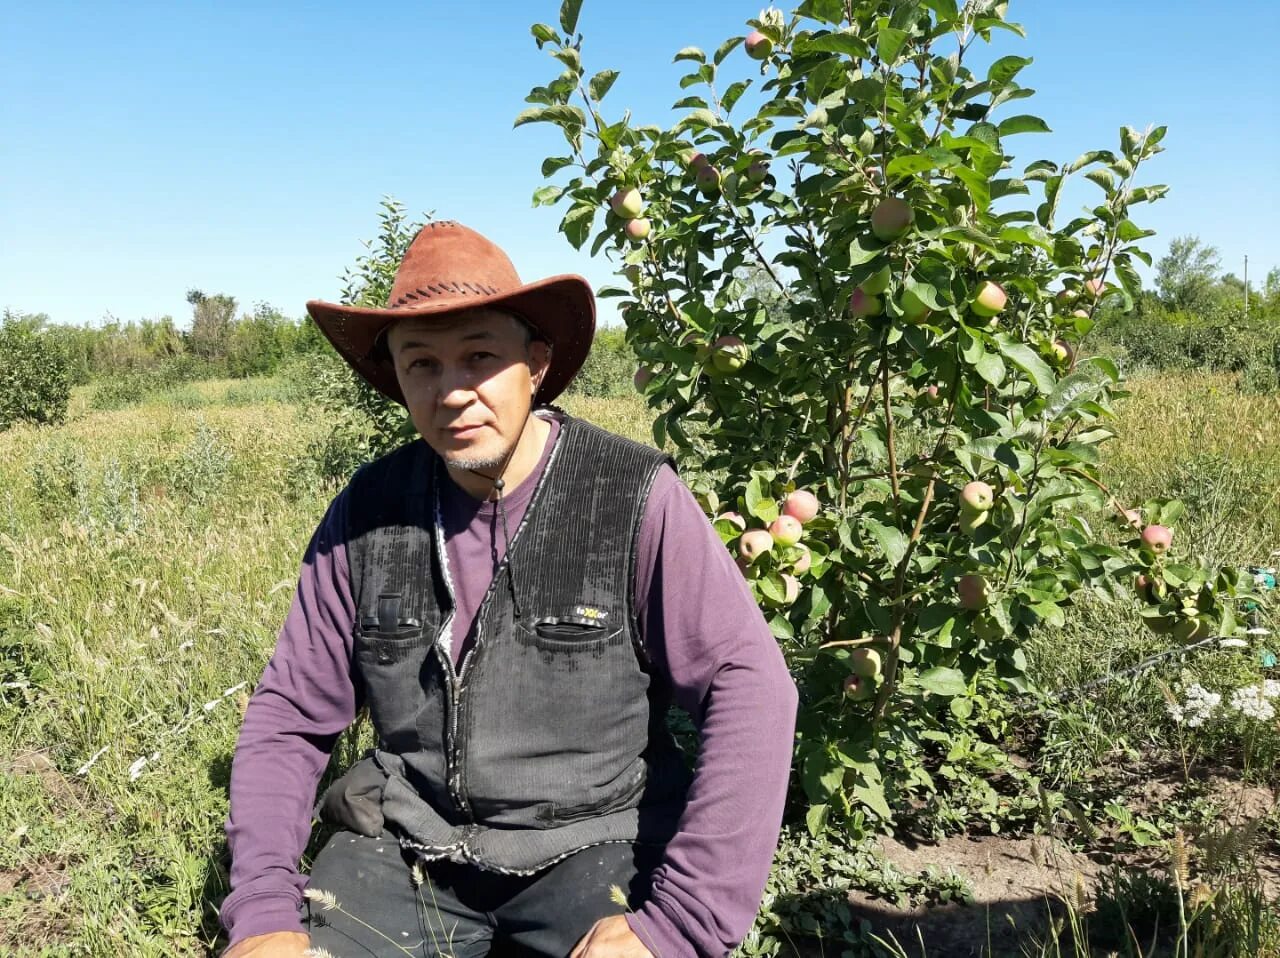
[570,915,654,958]
[221,931,310,957]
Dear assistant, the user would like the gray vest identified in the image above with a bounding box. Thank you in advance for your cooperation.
[344,412,692,874]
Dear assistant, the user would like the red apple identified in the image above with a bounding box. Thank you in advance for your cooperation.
[843,673,876,701]
[610,188,643,220]
[716,511,747,531]
[848,287,883,318]
[957,574,989,611]
[769,515,803,547]
[625,218,651,241]
[633,367,653,392]
[744,30,773,60]
[871,196,914,242]
[960,480,994,513]
[696,165,722,195]
[1141,524,1172,554]
[923,384,941,405]
[782,489,820,524]
[970,281,1007,318]
[738,529,774,562]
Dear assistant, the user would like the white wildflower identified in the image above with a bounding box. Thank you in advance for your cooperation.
[1261,679,1280,700]
[1217,638,1249,649]
[1229,685,1277,722]
[1169,683,1219,727]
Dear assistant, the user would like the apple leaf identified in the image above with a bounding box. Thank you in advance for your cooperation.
[918,667,967,697]
[987,55,1032,87]
[540,155,574,177]
[673,46,705,64]
[588,69,619,101]
[794,31,870,59]
[974,350,1006,387]
[866,520,908,568]
[713,36,743,65]
[530,23,559,47]
[877,25,909,64]
[995,336,1056,395]
[558,0,583,35]
[998,115,1051,136]
[531,185,563,207]
[560,204,595,250]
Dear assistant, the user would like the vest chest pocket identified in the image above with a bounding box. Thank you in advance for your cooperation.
[353,625,439,754]
[525,615,622,653]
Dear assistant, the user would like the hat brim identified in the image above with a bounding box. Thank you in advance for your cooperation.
[306,274,596,407]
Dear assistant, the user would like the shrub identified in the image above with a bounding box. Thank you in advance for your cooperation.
[0,311,71,430]
[565,325,636,398]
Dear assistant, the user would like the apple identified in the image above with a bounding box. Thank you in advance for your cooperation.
[1049,339,1074,368]
[623,264,642,284]
[960,480,994,514]
[871,196,914,242]
[633,367,653,392]
[848,287,883,318]
[746,151,770,184]
[1141,524,1173,554]
[782,489,820,524]
[1143,614,1175,634]
[842,673,876,701]
[779,573,801,605]
[745,30,773,60]
[1054,288,1076,308]
[1085,278,1105,299]
[1121,508,1142,528]
[898,289,932,324]
[769,515,803,547]
[957,574,989,611]
[688,150,711,170]
[610,188,644,220]
[1172,617,1212,643]
[696,165,722,195]
[716,511,747,532]
[789,543,812,575]
[958,510,988,536]
[970,281,1007,318]
[1135,573,1160,604]
[1071,308,1090,321]
[711,335,750,373]
[923,384,941,405]
[850,647,883,679]
[738,529,774,562]
[861,265,892,296]
[625,218,651,241]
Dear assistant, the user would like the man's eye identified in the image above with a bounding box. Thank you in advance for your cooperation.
[471,352,494,362]
[409,358,438,371]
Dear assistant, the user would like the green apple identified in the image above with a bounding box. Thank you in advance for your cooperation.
[871,197,914,242]
[970,281,1007,318]
[609,188,644,220]
[745,30,773,59]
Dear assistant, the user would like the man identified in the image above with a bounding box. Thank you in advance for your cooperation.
[220,220,798,957]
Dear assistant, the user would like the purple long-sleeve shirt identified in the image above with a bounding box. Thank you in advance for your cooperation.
[221,414,799,956]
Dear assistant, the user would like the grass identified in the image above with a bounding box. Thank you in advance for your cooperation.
[0,373,1276,956]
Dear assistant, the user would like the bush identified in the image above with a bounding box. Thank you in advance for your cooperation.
[91,373,156,410]
[565,326,636,398]
[0,312,71,431]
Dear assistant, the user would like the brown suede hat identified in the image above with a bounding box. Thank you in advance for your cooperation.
[306,220,596,406]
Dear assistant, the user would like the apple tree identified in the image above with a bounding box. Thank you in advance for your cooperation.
[518,0,1255,832]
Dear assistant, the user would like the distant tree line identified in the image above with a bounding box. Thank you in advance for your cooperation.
[1094,235,1280,390]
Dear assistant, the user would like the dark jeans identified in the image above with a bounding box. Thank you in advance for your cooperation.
[301,830,665,957]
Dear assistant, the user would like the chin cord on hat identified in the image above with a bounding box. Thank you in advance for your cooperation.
[468,406,536,621]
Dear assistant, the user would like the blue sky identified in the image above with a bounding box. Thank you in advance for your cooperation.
[3,1,1277,330]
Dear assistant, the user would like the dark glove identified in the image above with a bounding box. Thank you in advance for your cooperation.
[315,754,387,837]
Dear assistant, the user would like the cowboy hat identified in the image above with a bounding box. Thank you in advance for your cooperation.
[306,220,596,406]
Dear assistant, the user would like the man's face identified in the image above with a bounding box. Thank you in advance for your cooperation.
[386,308,551,472]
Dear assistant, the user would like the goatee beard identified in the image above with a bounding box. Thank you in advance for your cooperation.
[445,448,511,472]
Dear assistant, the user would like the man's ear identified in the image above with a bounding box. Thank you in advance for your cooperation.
[529,340,552,392]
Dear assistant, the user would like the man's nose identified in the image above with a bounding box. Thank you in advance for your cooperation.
[438,367,478,406]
